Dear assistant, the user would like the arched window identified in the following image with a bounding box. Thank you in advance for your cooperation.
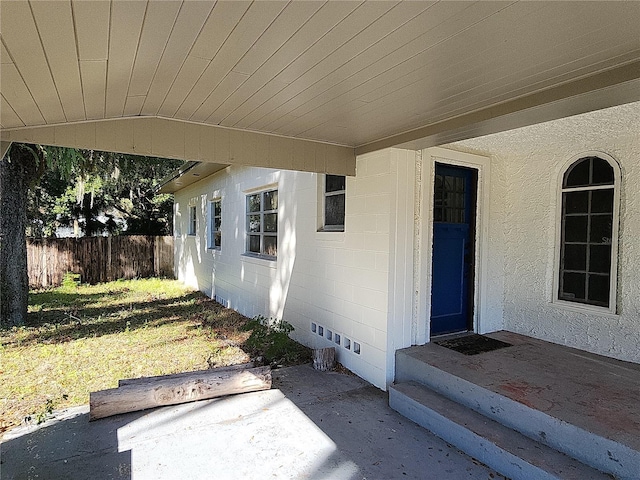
[557,155,619,310]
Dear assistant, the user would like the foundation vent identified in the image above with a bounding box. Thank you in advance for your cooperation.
[214,295,228,308]
[310,322,361,355]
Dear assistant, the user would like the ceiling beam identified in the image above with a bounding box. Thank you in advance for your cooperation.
[0,117,355,175]
[1,141,12,160]
[356,60,640,154]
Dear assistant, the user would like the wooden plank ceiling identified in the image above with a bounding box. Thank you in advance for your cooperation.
[1,0,640,153]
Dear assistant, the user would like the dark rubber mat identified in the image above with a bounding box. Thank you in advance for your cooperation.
[434,334,512,355]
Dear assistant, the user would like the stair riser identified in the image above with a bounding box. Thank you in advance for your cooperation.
[390,387,559,480]
[396,351,639,479]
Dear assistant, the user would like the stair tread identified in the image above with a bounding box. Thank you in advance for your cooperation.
[391,381,612,480]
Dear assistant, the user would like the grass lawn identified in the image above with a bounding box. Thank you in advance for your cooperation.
[0,278,309,433]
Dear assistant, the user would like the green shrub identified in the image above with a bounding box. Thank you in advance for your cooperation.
[242,316,310,367]
[60,272,81,290]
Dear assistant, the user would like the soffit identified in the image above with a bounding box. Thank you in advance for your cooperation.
[158,161,228,194]
[1,1,639,150]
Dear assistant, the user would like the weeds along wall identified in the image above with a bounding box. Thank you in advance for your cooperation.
[173,150,404,388]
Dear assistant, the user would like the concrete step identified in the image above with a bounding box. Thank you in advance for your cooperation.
[395,349,639,479]
[390,382,612,480]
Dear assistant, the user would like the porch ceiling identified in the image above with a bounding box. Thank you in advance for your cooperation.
[1,1,640,155]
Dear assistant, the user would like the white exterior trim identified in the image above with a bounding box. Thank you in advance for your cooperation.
[207,197,222,251]
[417,147,492,344]
[385,149,419,386]
[551,151,621,316]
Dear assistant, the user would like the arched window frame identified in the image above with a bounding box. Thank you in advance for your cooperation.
[553,152,621,315]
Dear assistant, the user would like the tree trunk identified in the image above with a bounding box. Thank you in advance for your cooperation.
[117,362,255,387]
[90,365,272,420]
[0,144,39,327]
[312,347,336,371]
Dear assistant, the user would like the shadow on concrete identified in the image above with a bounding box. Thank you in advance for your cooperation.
[1,365,503,480]
[1,406,136,480]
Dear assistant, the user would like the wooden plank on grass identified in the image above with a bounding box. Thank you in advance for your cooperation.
[90,365,271,420]
[118,363,255,386]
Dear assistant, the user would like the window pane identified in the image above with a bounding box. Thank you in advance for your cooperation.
[248,215,261,232]
[248,235,260,253]
[442,207,463,223]
[591,158,614,185]
[264,190,278,211]
[591,189,613,213]
[564,158,590,187]
[434,208,443,222]
[189,207,196,234]
[564,244,586,270]
[246,189,278,257]
[564,216,588,242]
[561,272,586,301]
[452,191,463,208]
[264,213,277,232]
[326,175,345,193]
[588,274,609,305]
[564,191,588,214]
[263,235,277,256]
[589,244,611,273]
[214,231,221,248]
[444,176,455,194]
[560,156,616,308]
[325,194,345,226]
[248,194,261,212]
[214,201,221,216]
[442,191,452,208]
[214,217,221,230]
[590,215,612,244]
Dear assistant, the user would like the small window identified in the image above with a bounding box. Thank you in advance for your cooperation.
[246,188,278,258]
[188,205,197,236]
[209,199,221,249]
[323,175,345,231]
[558,155,618,310]
[434,173,466,223]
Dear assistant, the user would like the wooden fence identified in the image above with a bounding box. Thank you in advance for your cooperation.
[27,235,174,288]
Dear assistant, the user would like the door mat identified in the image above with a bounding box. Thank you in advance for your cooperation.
[434,334,512,355]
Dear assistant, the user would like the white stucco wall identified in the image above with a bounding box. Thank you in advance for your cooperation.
[173,150,405,388]
[450,101,640,364]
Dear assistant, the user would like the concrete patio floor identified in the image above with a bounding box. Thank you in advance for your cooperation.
[1,364,504,480]
[406,330,640,453]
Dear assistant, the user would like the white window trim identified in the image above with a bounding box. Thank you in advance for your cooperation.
[244,187,278,260]
[318,174,346,232]
[551,151,621,315]
[416,147,491,345]
[208,198,221,250]
[188,204,197,236]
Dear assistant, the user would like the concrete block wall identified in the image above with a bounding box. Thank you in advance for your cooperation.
[174,150,400,388]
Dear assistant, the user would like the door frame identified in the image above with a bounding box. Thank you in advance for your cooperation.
[414,147,491,345]
[430,163,477,336]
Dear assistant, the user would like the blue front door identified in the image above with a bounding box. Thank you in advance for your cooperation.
[430,164,476,336]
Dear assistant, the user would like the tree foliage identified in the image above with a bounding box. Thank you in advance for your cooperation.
[1,143,181,328]
[27,151,182,237]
